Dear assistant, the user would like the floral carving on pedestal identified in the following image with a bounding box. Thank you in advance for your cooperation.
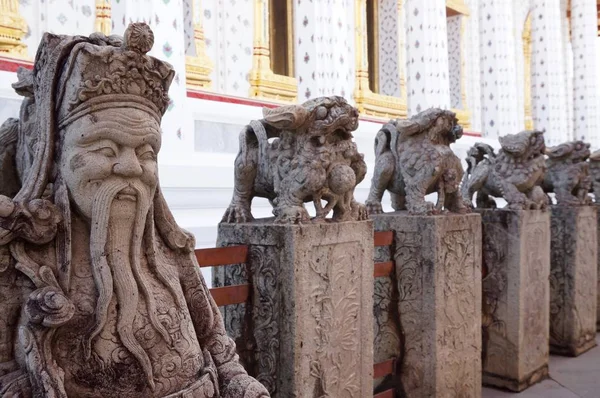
[439,230,477,397]
[522,221,550,371]
[394,231,424,396]
[308,243,361,397]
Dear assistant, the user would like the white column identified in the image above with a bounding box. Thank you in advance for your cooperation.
[378,0,401,97]
[571,0,600,144]
[405,0,450,114]
[464,0,482,132]
[295,0,355,101]
[112,0,192,164]
[19,0,96,58]
[478,0,520,138]
[530,0,569,146]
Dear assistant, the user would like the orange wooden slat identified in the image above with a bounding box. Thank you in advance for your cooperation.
[373,389,394,398]
[195,245,249,267]
[373,358,395,379]
[374,261,394,278]
[210,284,250,306]
[374,231,394,247]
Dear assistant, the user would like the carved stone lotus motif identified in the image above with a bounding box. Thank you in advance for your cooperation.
[542,140,593,206]
[222,96,368,224]
[460,130,548,210]
[365,108,469,215]
[0,23,269,397]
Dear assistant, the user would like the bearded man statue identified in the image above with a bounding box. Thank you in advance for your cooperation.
[0,23,269,398]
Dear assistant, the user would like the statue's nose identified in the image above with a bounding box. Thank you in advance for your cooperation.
[112,148,143,177]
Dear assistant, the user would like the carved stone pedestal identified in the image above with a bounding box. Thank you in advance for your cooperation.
[550,206,598,356]
[370,212,482,398]
[215,219,374,398]
[479,209,550,392]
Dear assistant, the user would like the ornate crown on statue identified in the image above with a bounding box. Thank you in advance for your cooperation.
[55,22,174,127]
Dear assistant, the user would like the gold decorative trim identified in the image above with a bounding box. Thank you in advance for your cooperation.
[95,0,111,36]
[523,13,533,130]
[446,0,469,16]
[249,0,297,103]
[186,0,214,89]
[453,108,472,130]
[0,0,28,58]
[354,0,407,120]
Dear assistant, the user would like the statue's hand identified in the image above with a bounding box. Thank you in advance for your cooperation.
[25,286,75,328]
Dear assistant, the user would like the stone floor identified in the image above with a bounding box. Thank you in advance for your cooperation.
[483,334,600,397]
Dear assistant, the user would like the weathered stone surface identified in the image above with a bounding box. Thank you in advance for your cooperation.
[0,23,268,397]
[222,96,368,224]
[549,206,598,356]
[543,141,593,205]
[371,212,482,397]
[589,153,600,331]
[215,219,374,398]
[365,108,469,215]
[479,209,550,392]
[461,130,548,210]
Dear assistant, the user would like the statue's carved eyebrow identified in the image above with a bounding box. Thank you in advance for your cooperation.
[77,121,161,150]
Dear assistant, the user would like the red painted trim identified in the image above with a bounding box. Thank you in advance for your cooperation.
[0,57,33,73]
[187,89,483,137]
[187,89,280,109]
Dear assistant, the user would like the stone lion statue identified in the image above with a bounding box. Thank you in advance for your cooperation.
[588,149,600,203]
[542,140,593,205]
[222,96,368,224]
[365,108,468,215]
[0,23,268,397]
[460,130,548,210]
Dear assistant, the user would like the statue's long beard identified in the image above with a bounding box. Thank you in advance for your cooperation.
[83,179,182,389]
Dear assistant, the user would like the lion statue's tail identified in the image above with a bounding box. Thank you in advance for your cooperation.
[374,122,397,158]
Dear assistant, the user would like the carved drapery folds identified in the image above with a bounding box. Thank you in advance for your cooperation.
[95,0,112,36]
[353,0,408,119]
[0,0,28,58]
[248,0,297,102]
[186,0,214,89]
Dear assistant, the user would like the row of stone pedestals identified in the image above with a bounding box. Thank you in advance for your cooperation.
[213,207,598,397]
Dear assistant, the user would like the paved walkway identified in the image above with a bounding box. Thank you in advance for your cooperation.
[483,334,600,398]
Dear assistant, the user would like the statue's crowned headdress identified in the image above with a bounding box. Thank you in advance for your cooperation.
[56,23,173,128]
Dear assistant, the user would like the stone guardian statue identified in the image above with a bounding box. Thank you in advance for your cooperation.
[365,108,468,215]
[0,23,269,398]
[460,130,548,210]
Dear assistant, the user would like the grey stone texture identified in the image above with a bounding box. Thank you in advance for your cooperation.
[0,23,268,397]
[222,96,368,224]
[543,141,593,206]
[479,209,551,391]
[365,108,469,216]
[371,212,482,397]
[215,219,374,398]
[550,206,598,356]
[461,130,548,210]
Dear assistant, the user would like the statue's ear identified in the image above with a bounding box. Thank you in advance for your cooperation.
[589,150,600,161]
[395,119,421,137]
[262,105,309,130]
[546,143,573,158]
[499,134,527,155]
